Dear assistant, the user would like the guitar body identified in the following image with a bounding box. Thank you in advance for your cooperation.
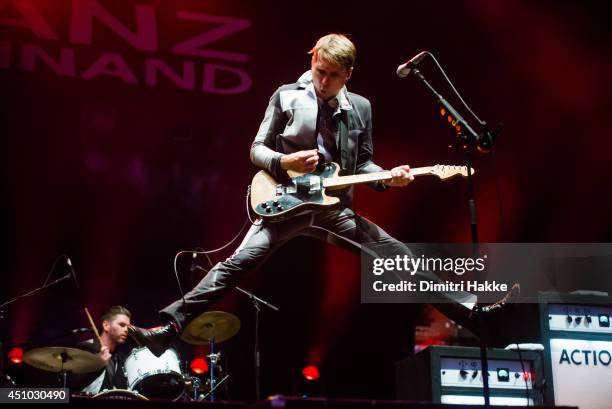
[250,162,343,221]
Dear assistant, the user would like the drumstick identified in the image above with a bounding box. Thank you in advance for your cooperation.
[84,307,115,387]
[84,307,103,345]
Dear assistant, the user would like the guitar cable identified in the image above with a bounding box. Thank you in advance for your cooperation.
[172,185,261,300]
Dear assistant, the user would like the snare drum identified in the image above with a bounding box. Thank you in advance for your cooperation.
[92,389,148,400]
[124,347,184,400]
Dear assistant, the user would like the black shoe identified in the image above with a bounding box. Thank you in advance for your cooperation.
[480,283,521,314]
[461,283,521,337]
[128,323,178,357]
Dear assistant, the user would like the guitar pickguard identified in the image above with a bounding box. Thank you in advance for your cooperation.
[254,163,339,220]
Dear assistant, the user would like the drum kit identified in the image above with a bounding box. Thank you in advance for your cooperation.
[21,311,241,401]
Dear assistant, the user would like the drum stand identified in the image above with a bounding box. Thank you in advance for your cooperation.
[181,311,240,401]
[201,339,232,402]
[207,336,220,402]
[190,376,201,401]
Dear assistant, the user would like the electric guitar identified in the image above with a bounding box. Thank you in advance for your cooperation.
[250,162,473,221]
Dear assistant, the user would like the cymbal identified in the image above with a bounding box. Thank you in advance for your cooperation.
[24,347,105,374]
[181,311,240,345]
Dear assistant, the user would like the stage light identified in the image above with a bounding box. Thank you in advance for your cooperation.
[296,365,323,398]
[190,357,208,375]
[8,347,23,364]
[302,365,320,381]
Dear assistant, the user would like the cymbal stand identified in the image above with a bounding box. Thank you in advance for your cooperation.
[207,336,221,402]
[58,352,71,389]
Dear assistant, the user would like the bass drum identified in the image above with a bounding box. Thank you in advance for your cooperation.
[92,389,148,400]
[124,347,184,400]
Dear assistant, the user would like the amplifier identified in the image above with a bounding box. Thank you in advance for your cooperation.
[396,345,544,406]
[485,291,612,408]
[537,292,612,409]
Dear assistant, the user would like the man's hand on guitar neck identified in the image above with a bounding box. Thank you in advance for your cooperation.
[280,149,319,173]
[384,165,414,187]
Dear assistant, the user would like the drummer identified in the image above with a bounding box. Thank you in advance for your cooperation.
[73,305,132,393]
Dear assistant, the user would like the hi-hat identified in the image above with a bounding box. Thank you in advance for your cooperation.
[24,347,105,374]
[181,311,240,345]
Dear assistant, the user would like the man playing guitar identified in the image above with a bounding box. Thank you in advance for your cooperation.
[130,34,516,353]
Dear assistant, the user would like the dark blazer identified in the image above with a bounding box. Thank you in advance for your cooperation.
[250,71,388,205]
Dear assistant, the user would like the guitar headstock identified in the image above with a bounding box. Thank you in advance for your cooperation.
[429,165,474,180]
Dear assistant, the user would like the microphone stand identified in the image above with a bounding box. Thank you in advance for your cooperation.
[0,273,74,310]
[234,286,279,402]
[0,272,74,387]
[411,67,496,407]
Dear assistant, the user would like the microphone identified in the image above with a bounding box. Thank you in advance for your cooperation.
[396,51,427,78]
[66,257,79,289]
[190,251,208,273]
[190,252,198,272]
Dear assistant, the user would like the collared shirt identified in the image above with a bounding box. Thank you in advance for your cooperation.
[301,73,352,162]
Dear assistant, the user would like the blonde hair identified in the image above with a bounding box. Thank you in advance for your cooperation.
[309,34,356,71]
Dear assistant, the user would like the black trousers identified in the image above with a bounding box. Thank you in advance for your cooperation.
[161,207,476,329]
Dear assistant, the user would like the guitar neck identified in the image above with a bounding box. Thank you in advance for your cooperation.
[322,167,434,188]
